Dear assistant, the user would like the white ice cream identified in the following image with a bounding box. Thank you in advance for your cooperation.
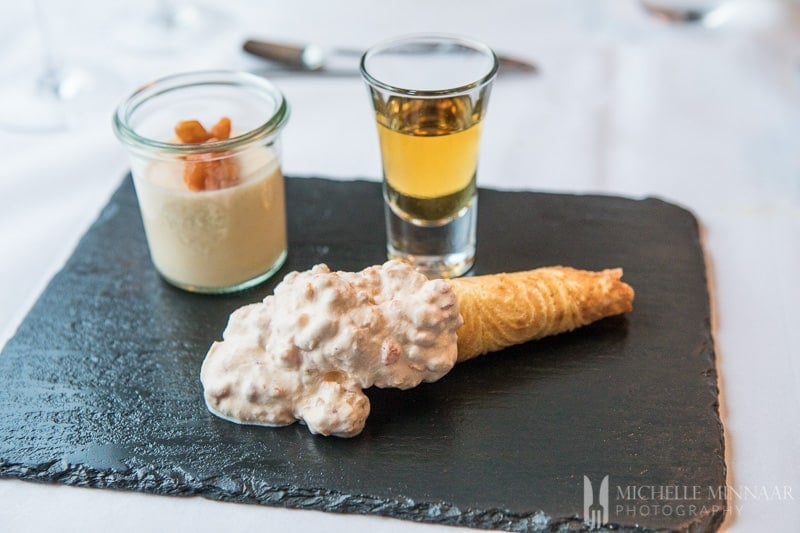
[200,261,463,437]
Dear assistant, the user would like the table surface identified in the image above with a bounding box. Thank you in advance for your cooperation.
[0,1,798,532]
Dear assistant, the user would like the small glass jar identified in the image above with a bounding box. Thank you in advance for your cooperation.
[113,71,290,293]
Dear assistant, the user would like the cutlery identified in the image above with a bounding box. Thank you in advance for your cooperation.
[638,0,741,27]
[639,1,707,23]
[244,39,538,76]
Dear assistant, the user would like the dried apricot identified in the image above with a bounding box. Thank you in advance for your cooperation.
[175,117,240,191]
[182,159,208,191]
[209,117,232,140]
[182,153,240,191]
[175,120,211,143]
[202,157,240,190]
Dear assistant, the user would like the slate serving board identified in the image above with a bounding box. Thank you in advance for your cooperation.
[0,176,725,532]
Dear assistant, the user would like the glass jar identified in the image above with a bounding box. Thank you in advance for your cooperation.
[113,70,290,293]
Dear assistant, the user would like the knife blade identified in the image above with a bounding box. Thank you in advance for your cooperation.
[243,39,538,76]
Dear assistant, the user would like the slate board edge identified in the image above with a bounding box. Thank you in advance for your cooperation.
[0,458,724,533]
[0,175,727,533]
[692,216,730,532]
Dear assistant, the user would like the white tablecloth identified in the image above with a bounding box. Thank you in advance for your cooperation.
[1,0,798,531]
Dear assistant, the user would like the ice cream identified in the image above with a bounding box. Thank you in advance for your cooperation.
[200,261,635,437]
[200,261,462,437]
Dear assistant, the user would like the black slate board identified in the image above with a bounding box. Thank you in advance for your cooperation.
[0,176,726,532]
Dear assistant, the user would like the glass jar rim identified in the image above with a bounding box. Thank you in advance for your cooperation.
[112,70,290,155]
[359,33,499,98]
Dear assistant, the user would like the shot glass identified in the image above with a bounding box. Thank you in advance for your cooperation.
[113,71,290,293]
[360,34,498,278]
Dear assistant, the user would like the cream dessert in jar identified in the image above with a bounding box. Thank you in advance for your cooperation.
[112,71,291,293]
[132,146,287,291]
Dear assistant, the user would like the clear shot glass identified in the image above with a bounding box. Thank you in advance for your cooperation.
[113,71,290,293]
[361,34,498,278]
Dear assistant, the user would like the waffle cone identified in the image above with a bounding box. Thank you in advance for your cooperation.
[448,267,634,362]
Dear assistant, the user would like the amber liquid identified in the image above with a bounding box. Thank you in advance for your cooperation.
[376,96,482,223]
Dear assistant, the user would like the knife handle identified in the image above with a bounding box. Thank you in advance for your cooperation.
[244,40,307,68]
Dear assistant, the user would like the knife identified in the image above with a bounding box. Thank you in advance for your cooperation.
[244,39,538,76]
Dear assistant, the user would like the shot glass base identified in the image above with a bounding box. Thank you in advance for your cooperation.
[159,249,287,294]
[385,195,477,279]
[387,247,475,279]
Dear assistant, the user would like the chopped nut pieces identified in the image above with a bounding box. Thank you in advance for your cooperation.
[174,117,240,191]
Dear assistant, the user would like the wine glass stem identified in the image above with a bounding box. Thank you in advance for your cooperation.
[156,0,179,30]
[33,0,61,98]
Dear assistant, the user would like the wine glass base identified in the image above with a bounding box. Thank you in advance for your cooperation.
[112,1,232,54]
[0,73,68,133]
[0,65,128,134]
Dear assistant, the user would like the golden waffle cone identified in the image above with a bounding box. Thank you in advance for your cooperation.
[448,267,635,362]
